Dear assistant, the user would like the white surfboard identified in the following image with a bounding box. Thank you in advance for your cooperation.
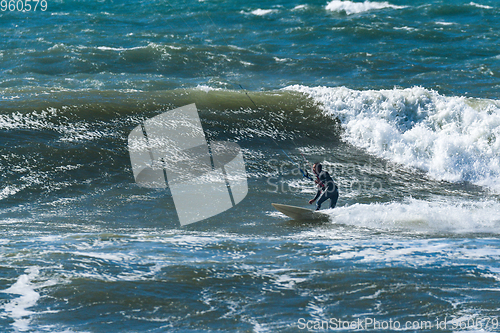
[272,203,330,221]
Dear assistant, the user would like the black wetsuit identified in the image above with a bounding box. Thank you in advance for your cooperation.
[312,170,339,210]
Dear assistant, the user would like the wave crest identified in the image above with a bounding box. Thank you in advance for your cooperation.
[286,85,500,192]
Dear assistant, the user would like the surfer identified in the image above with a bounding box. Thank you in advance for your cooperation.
[308,162,338,210]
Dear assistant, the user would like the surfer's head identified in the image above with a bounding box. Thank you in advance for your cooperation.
[313,162,322,174]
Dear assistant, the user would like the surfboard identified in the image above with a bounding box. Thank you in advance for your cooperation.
[271,203,330,221]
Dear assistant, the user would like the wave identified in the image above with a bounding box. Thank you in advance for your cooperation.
[285,85,500,192]
[3,84,500,198]
[3,40,255,78]
[0,86,340,140]
[325,0,406,15]
[0,86,339,202]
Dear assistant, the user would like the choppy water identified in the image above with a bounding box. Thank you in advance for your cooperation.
[1,0,500,332]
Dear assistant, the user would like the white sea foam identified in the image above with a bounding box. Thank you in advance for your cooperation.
[435,21,455,26]
[328,198,500,234]
[274,56,290,63]
[394,26,417,32]
[292,5,308,11]
[469,2,493,9]
[1,267,63,331]
[285,85,500,192]
[1,267,53,332]
[97,46,128,52]
[0,186,20,200]
[247,9,278,16]
[325,0,406,15]
[195,84,223,92]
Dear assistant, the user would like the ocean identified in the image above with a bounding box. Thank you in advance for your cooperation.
[1,0,500,332]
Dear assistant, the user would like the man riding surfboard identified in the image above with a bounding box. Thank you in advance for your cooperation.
[308,162,339,210]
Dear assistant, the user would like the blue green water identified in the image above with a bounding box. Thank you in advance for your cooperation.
[1,0,500,332]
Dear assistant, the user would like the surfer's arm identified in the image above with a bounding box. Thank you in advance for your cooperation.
[309,189,321,204]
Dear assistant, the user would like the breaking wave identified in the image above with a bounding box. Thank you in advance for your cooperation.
[286,85,500,192]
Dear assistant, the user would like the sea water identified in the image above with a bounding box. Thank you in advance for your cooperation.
[1,0,500,332]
